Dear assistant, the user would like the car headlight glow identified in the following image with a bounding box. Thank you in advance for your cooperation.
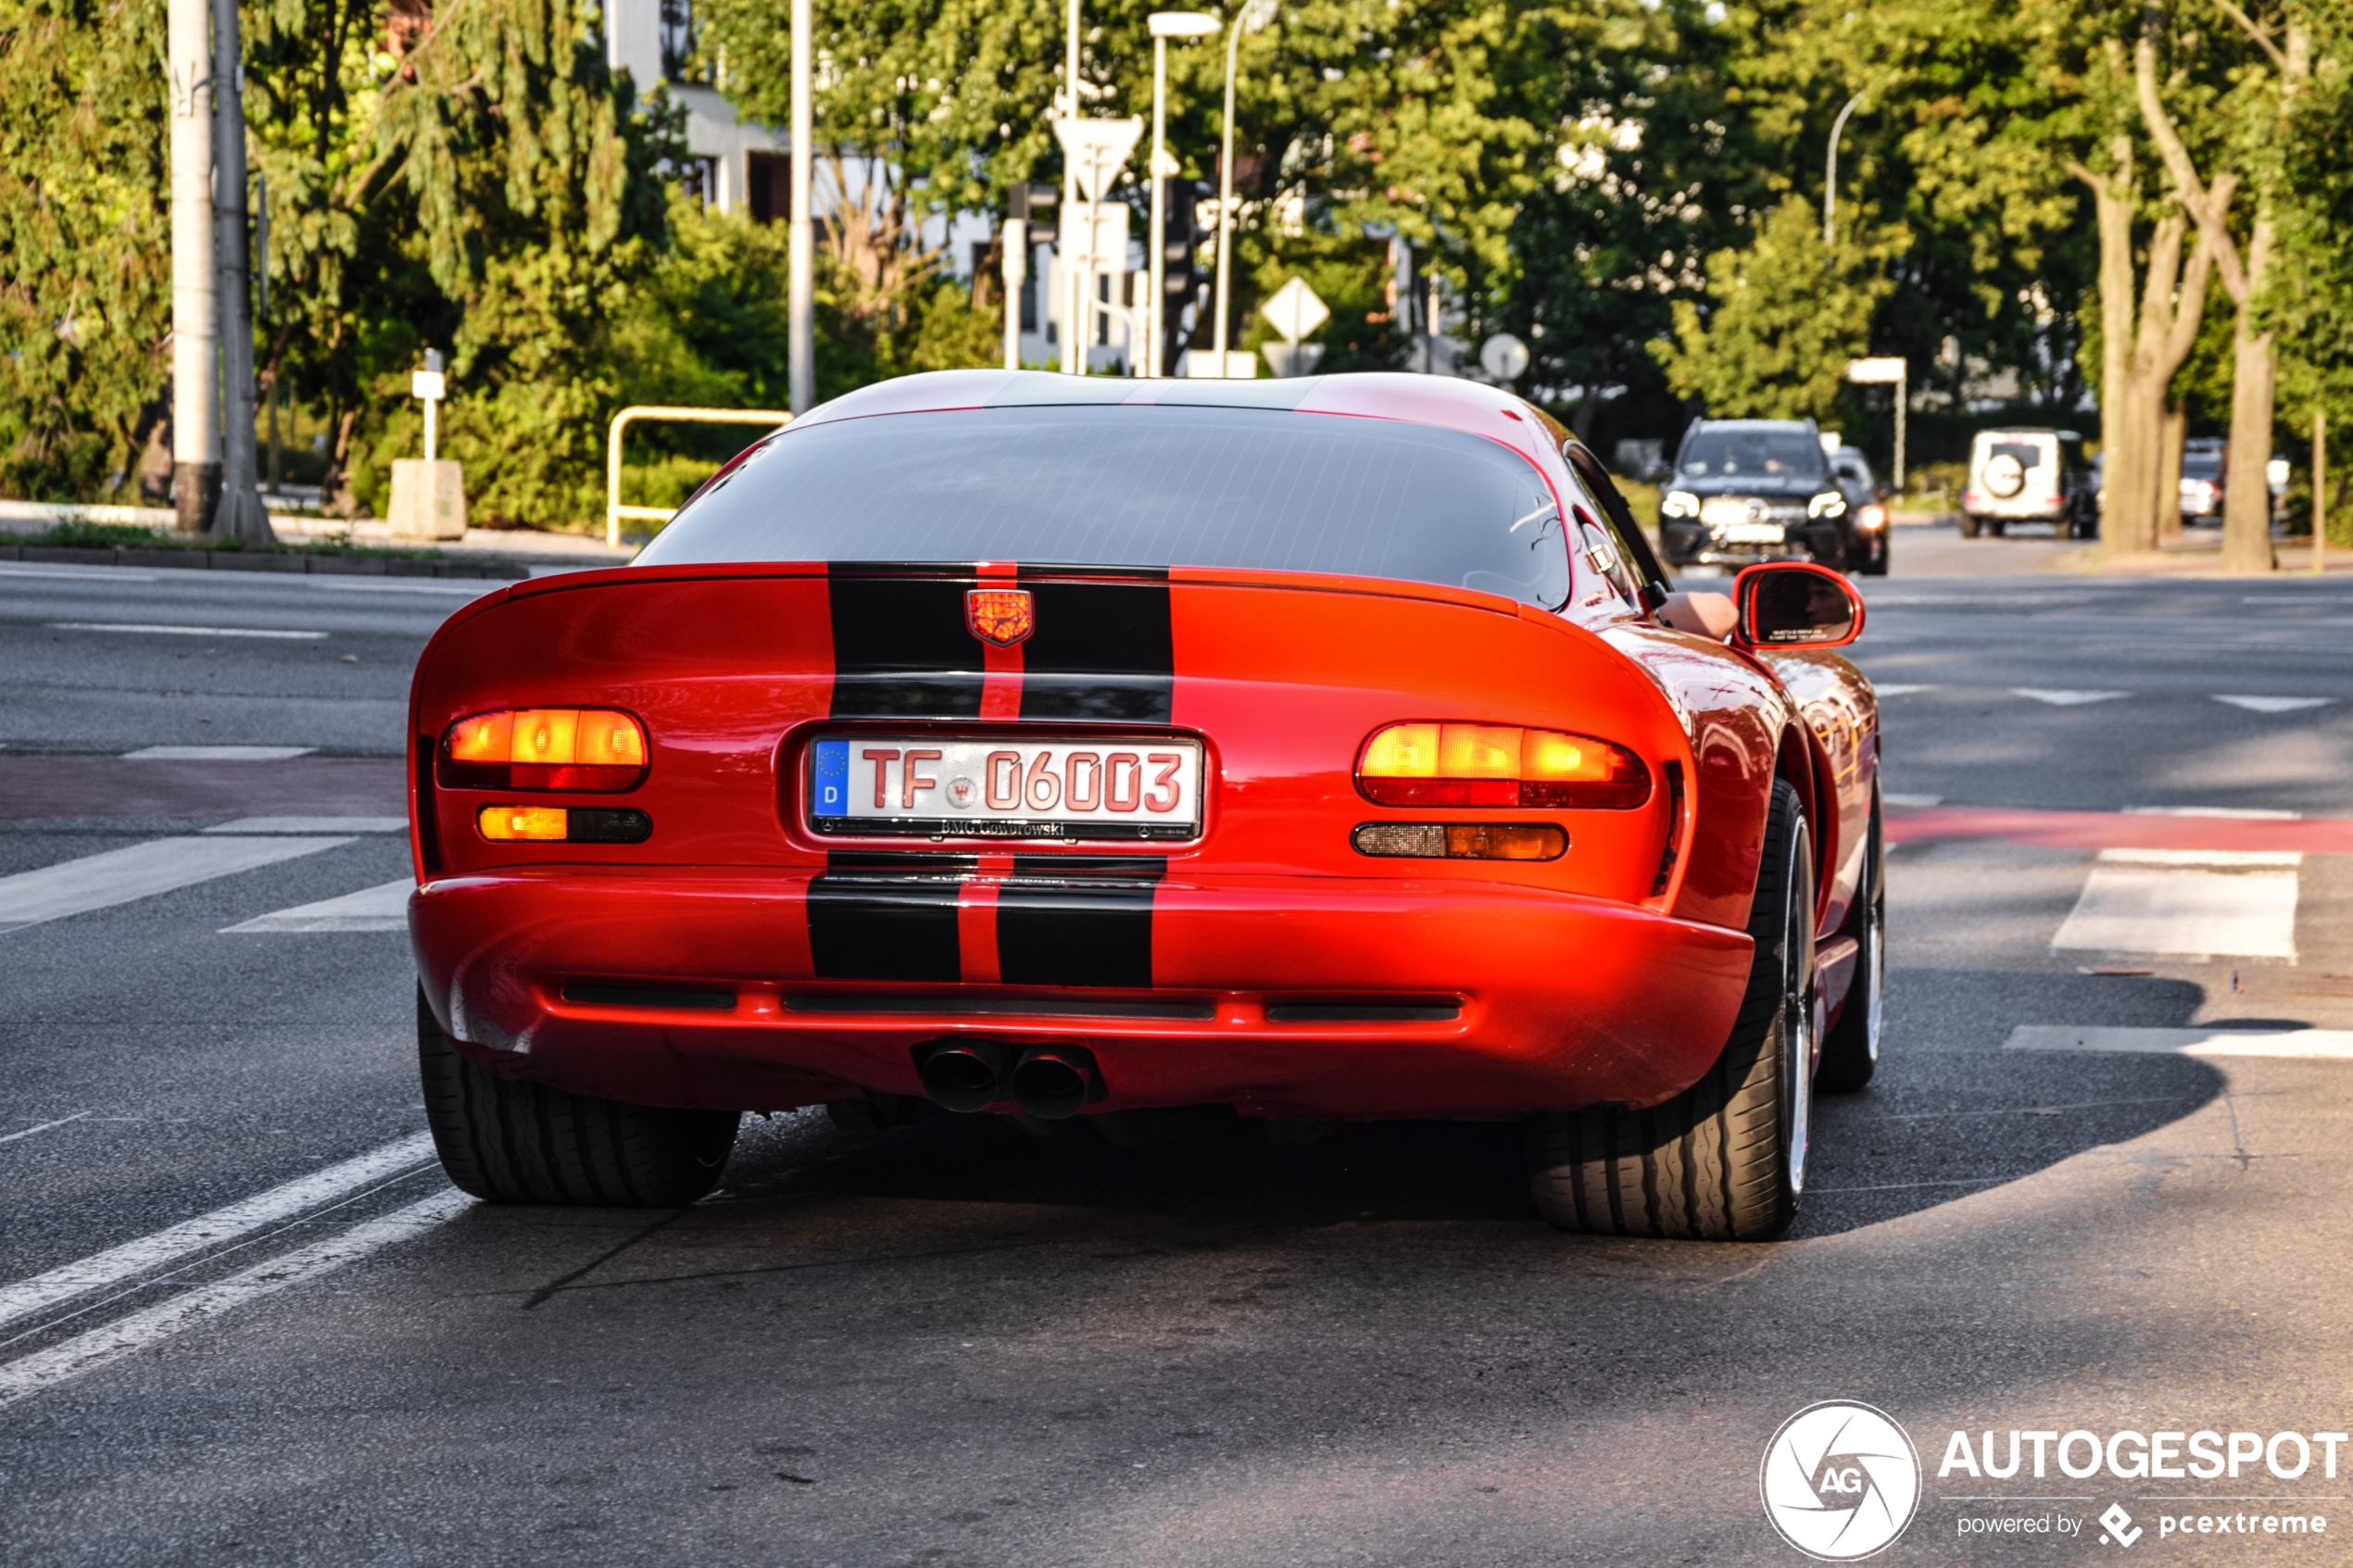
[1809,491,1848,519]
[1661,490,1700,519]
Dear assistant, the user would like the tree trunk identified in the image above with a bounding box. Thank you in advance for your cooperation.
[2084,149,2148,558]
[2221,217,2278,573]
[2158,406,2185,544]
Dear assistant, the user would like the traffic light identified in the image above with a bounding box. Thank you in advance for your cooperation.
[1160,178,1211,370]
[1010,182,1057,245]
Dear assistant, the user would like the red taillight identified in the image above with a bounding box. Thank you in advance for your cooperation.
[1355,722,1651,809]
[438,709,648,792]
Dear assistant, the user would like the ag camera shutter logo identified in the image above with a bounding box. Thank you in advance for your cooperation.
[1761,1400,1922,1560]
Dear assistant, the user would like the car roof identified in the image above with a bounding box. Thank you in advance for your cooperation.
[790,370,1554,463]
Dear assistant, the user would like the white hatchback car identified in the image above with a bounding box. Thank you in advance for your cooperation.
[1960,428,2096,539]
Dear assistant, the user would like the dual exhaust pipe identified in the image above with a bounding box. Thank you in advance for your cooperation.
[917,1042,1100,1120]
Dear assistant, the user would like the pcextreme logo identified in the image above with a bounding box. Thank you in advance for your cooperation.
[1761,1400,1924,1561]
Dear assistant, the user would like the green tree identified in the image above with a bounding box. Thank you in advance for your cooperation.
[1652,198,1906,420]
[0,0,172,501]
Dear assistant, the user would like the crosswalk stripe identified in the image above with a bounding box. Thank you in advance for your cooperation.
[2011,688,2129,706]
[2214,695,2333,713]
[0,1132,436,1334]
[202,816,407,834]
[223,877,411,933]
[122,745,316,760]
[0,836,355,935]
[2007,1025,2353,1060]
[2052,860,2299,959]
[0,1188,471,1408]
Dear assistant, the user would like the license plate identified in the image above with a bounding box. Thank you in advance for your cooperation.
[1716,521,1788,544]
[810,736,1203,841]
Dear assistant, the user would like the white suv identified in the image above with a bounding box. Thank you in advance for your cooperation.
[1960,428,2096,539]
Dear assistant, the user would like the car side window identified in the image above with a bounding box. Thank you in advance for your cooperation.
[1558,439,1673,607]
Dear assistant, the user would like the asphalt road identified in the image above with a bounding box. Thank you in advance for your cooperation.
[3,529,2350,1565]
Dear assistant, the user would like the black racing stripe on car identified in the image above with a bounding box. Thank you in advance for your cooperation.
[995,881,1155,989]
[1015,571,1174,722]
[807,873,963,982]
[827,570,983,719]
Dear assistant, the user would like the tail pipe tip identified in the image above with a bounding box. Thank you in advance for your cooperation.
[913,1041,1102,1120]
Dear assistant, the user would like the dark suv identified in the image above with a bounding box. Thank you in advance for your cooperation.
[1656,419,1864,572]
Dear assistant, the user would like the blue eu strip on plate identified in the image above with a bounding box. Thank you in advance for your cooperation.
[811,738,849,818]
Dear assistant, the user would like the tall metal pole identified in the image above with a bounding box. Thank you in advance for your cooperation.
[1148,36,1168,379]
[1824,93,1863,247]
[168,0,218,534]
[2316,409,2328,576]
[1894,365,1906,493]
[209,0,272,542]
[1001,216,1027,371]
[1063,0,1084,374]
[1212,15,1242,370]
[787,0,814,414]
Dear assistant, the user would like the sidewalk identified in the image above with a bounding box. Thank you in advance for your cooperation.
[0,500,633,570]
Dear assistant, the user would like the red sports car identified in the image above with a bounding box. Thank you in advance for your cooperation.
[408,370,1882,1241]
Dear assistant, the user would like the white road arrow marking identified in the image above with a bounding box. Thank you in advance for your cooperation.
[2213,695,2334,713]
[2011,688,2129,706]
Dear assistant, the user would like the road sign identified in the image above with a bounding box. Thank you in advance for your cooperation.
[1845,356,1906,384]
[1054,118,1144,204]
[1479,333,1529,382]
[1060,200,1131,273]
[1263,276,1328,344]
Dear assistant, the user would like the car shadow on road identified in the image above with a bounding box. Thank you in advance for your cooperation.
[711,970,2232,1243]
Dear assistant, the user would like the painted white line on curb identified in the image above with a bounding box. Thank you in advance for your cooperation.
[0,1132,435,1334]
[0,1112,90,1146]
[0,1188,471,1408]
[2051,862,2299,960]
[0,836,355,934]
[123,745,316,760]
[224,877,411,933]
[54,624,328,640]
[2006,1026,2353,1060]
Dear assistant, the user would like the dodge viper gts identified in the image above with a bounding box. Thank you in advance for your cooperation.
[407,370,1883,1242]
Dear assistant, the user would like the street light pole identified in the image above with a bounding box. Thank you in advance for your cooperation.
[1212,0,1274,375]
[209,0,272,542]
[787,0,813,413]
[168,0,217,533]
[1146,13,1218,380]
[1062,0,1084,375]
[1824,93,1863,247]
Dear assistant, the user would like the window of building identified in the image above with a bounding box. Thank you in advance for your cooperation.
[660,0,698,83]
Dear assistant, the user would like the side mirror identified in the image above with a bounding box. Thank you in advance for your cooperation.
[1731,561,1864,650]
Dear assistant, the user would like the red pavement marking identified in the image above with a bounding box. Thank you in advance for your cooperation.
[0,757,405,820]
[1887,806,2353,855]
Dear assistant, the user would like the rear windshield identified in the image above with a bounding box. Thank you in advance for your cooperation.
[1987,440,2046,470]
[1677,428,1825,482]
[2182,450,2223,476]
[635,406,1573,609]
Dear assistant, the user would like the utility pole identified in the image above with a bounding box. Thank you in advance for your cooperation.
[1062,0,1083,374]
[787,0,813,414]
[168,0,218,534]
[209,0,273,542]
[1824,93,1864,247]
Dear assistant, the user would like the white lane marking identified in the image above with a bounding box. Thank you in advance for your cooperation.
[2214,695,2334,713]
[124,745,316,760]
[1872,684,1935,696]
[2007,1025,2353,1060]
[0,1188,471,1408]
[2012,688,2130,706]
[0,1112,91,1146]
[307,578,503,596]
[52,622,328,639]
[1883,793,1944,809]
[204,816,407,834]
[224,877,411,933]
[2051,862,2299,959]
[0,564,158,582]
[0,836,355,934]
[2124,805,2302,820]
[0,1132,436,1333]
[2096,848,2304,868]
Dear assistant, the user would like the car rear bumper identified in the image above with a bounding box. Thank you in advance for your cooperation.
[409,869,1755,1121]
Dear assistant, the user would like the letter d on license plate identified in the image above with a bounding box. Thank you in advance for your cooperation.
[810,736,1203,841]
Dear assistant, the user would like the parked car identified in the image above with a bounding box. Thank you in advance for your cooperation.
[2181,436,2227,523]
[1959,428,2097,538]
[405,370,1885,1242]
[1657,419,1870,571]
[1828,445,1892,576]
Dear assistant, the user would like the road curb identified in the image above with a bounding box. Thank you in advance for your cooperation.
[0,543,530,580]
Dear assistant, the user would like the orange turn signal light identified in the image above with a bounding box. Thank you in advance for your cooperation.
[1356,722,1649,809]
[476,806,653,844]
[439,709,648,792]
[1352,822,1568,860]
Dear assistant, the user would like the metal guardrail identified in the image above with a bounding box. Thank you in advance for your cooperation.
[605,405,792,548]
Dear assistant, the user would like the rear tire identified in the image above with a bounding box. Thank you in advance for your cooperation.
[1958,512,1982,539]
[417,987,740,1205]
[1817,788,1883,1094]
[1527,780,1818,1241]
